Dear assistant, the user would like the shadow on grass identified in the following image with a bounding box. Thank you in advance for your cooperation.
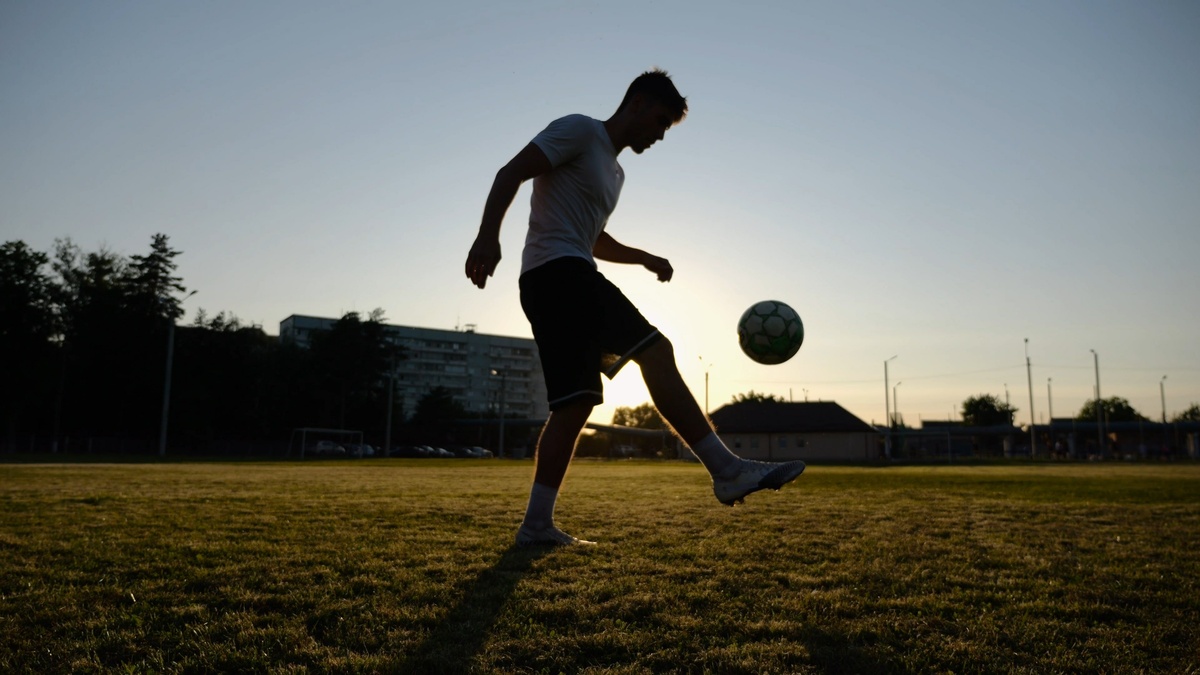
[798,625,896,674]
[395,544,554,673]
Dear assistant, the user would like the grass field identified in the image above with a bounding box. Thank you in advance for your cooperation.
[2,460,1198,674]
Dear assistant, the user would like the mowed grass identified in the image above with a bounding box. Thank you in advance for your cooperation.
[2,461,1198,674]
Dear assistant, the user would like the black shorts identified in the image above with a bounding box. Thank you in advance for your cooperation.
[519,256,662,411]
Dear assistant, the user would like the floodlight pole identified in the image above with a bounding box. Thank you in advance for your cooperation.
[699,356,712,415]
[159,289,197,458]
[384,334,396,457]
[1047,378,1053,420]
[1160,375,1167,424]
[1025,338,1036,458]
[492,368,507,458]
[884,355,897,459]
[1091,349,1103,458]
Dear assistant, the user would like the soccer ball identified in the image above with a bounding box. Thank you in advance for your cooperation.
[737,300,804,365]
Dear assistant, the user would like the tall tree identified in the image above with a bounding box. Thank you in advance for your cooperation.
[51,239,129,343]
[731,390,784,404]
[48,240,138,437]
[961,394,1017,426]
[49,235,187,440]
[612,403,665,429]
[0,241,56,342]
[1076,397,1148,423]
[0,241,58,448]
[408,386,466,441]
[1171,404,1200,423]
[125,233,186,320]
[171,316,282,445]
[307,311,396,429]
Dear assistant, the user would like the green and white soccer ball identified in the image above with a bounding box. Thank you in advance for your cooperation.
[737,300,804,365]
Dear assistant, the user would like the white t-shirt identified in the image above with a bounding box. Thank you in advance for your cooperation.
[520,114,624,274]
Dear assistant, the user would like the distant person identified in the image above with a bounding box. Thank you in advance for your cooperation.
[465,69,806,546]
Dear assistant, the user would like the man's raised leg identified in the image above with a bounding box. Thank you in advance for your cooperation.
[517,400,597,546]
[633,338,806,505]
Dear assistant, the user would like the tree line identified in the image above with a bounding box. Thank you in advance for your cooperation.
[2,235,414,455]
[952,393,1198,427]
[610,390,1200,432]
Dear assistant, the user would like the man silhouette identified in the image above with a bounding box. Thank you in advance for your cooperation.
[466,69,806,546]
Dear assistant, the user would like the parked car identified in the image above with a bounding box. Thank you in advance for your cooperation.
[343,443,376,458]
[388,445,420,458]
[310,440,346,457]
[611,444,638,458]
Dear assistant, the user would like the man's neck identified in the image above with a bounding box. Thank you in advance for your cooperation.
[603,116,630,155]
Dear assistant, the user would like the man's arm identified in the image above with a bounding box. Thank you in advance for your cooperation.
[465,143,552,289]
[593,231,674,282]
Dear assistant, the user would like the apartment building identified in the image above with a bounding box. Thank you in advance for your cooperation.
[280,315,548,422]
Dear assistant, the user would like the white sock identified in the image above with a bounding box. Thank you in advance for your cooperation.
[690,432,741,478]
[522,481,558,529]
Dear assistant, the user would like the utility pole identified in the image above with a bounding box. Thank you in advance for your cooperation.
[492,368,507,458]
[384,334,396,456]
[1025,338,1036,458]
[1047,378,1054,420]
[1160,375,1168,424]
[159,289,197,458]
[1091,349,1103,458]
[884,355,897,459]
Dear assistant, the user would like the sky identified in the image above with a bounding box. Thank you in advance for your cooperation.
[3,0,1198,430]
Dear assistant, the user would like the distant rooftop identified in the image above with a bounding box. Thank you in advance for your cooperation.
[710,401,877,434]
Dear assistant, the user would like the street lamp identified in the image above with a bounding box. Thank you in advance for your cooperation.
[893,382,902,427]
[383,334,397,456]
[1160,375,1168,424]
[1047,378,1054,420]
[1090,349,1103,458]
[491,368,507,458]
[698,356,712,415]
[159,289,197,457]
[884,355,897,459]
[1025,338,1036,458]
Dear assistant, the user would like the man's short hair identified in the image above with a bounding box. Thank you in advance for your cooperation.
[617,68,688,122]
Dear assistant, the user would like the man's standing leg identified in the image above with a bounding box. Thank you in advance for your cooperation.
[632,338,807,505]
[517,400,597,546]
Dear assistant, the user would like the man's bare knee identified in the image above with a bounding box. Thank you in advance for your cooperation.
[633,336,674,367]
[552,400,594,420]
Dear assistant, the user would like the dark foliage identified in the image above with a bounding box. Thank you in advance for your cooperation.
[961,394,1017,427]
[1,237,403,455]
[1076,397,1148,423]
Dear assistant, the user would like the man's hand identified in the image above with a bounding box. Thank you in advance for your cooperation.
[642,254,673,282]
[465,236,501,289]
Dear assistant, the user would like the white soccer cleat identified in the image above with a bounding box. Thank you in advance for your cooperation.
[713,459,807,506]
[515,523,597,547]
